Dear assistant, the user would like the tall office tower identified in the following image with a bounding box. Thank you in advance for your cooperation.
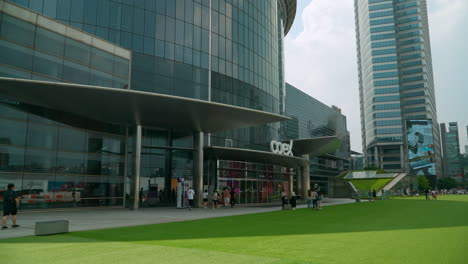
[441,122,463,179]
[440,123,449,177]
[354,0,442,185]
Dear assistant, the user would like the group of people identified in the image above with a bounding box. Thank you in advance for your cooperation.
[307,189,323,210]
[188,187,237,210]
[424,189,439,200]
[367,189,381,201]
[281,190,298,210]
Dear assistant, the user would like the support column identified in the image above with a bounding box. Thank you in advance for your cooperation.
[133,125,142,210]
[301,154,310,201]
[400,144,405,171]
[193,132,204,208]
[374,146,379,168]
[295,167,301,195]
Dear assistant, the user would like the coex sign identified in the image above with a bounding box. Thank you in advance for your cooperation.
[270,140,294,156]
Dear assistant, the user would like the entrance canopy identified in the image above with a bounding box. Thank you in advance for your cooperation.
[205,146,309,167]
[285,136,342,156]
[0,77,289,133]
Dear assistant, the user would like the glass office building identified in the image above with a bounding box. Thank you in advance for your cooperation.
[440,122,463,181]
[283,83,350,195]
[354,0,442,184]
[0,0,313,209]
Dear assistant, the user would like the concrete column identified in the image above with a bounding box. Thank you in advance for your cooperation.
[400,144,405,171]
[301,154,310,200]
[295,167,301,195]
[133,125,142,210]
[193,132,204,208]
[374,146,379,168]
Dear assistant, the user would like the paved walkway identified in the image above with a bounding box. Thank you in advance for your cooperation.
[0,198,355,239]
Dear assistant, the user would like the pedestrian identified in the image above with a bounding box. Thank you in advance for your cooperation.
[139,187,144,206]
[187,187,195,210]
[381,189,385,200]
[212,190,219,209]
[281,189,288,209]
[372,189,377,201]
[317,191,323,209]
[202,189,209,208]
[425,189,430,200]
[431,190,436,200]
[368,189,372,202]
[2,183,20,230]
[307,190,313,208]
[230,188,236,208]
[311,189,318,210]
[223,188,231,208]
[290,191,297,210]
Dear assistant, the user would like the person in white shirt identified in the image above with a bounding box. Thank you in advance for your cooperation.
[202,190,209,208]
[187,187,195,210]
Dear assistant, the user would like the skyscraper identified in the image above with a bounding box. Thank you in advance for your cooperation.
[354,0,442,185]
[441,122,463,180]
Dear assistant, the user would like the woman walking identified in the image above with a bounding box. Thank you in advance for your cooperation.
[307,190,313,208]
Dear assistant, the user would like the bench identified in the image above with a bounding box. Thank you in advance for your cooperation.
[35,220,69,236]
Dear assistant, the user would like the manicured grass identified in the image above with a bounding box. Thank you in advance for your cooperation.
[349,177,394,192]
[2,196,468,264]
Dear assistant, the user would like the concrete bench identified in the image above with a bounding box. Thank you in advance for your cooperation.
[35,220,69,236]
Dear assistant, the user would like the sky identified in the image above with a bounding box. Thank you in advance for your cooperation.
[284,0,468,153]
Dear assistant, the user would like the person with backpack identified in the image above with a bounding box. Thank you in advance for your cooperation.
[2,183,20,230]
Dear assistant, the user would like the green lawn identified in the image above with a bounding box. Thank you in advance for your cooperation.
[2,196,468,264]
[349,177,394,192]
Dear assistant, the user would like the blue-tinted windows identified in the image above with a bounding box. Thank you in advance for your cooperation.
[374,79,399,87]
[374,71,398,79]
[373,63,397,71]
[0,15,35,46]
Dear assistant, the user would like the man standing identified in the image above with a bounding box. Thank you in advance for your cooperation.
[311,189,318,210]
[187,187,195,210]
[2,183,20,230]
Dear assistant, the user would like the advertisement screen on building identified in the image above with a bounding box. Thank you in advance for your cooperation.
[406,120,436,176]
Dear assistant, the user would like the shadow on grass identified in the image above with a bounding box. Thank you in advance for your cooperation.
[2,198,468,244]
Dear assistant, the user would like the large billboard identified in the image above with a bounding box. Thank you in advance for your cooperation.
[406,120,436,176]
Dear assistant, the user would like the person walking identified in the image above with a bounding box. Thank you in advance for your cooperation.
[425,189,430,200]
[311,189,318,210]
[290,191,297,210]
[368,189,372,202]
[281,189,288,209]
[202,190,209,208]
[381,189,385,200]
[317,191,323,209]
[187,187,195,210]
[212,190,219,209]
[307,190,313,208]
[2,184,20,230]
[372,189,377,201]
[230,188,236,208]
[223,188,231,208]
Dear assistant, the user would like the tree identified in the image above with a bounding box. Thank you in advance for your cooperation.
[417,175,430,191]
[437,177,458,190]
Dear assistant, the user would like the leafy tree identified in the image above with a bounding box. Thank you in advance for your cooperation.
[417,175,430,191]
[437,177,458,190]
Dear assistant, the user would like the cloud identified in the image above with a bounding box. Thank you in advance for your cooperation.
[284,0,361,151]
[285,0,468,153]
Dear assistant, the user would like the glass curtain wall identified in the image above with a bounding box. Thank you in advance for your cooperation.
[0,102,126,209]
[217,160,293,205]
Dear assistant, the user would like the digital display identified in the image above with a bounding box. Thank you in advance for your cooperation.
[406,120,436,176]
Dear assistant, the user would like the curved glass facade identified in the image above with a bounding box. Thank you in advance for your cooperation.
[8,0,291,152]
[0,0,299,208]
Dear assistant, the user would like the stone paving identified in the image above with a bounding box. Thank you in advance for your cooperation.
[0,198,355,239]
